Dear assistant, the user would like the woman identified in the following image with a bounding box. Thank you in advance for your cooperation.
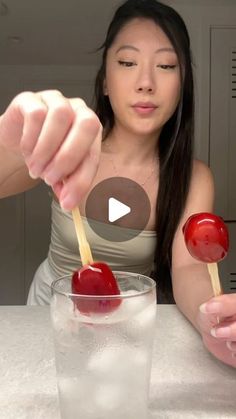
[0,0,235,367]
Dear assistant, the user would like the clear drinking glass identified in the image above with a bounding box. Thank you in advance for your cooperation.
[50,271,157,419]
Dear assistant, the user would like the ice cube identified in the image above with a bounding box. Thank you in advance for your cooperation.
[51,295,82,347]
[58,376,96,418]
[94,383,124,411]
[87,344,148,382]
[51,294,74,330]
[88,346,120,373]
[120,292,148,318]
[135,302,157,329]
[123,302,156,342]
[86,291,148,325]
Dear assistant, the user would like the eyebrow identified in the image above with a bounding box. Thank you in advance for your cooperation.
[115,45,176,54]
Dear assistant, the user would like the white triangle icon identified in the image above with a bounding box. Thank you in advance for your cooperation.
[108,197,131,223]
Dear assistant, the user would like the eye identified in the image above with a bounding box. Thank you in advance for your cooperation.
[118,60,136,67]
[157,65,177,70]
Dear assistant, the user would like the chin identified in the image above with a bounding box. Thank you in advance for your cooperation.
[130,125,161,138]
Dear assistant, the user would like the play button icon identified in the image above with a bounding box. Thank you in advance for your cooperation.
[85,177,151,242]
[108,198,131,222]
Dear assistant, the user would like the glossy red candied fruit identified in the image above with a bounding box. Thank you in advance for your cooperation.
[182,212,229,263]
[72,262,121,314]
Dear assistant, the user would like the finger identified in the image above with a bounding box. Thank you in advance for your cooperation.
[199,293,236,318]
[58,132,102,210]
[52,181,63,201]
[19,93,48,158]
[42,99,102,186]
[197,311,219,333]
[226,341,236,352]
[0,92,47,154]
[210,320,236,340]
[202,332,236,367]
[26,91,75,178]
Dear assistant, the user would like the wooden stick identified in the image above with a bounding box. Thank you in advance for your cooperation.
[72,207,93,266]
[207,262,222,297]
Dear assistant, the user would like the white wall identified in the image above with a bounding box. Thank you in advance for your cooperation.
[0,64,98,113]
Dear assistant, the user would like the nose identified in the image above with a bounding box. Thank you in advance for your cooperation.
[137,86,153,93]
[135,66,155,94]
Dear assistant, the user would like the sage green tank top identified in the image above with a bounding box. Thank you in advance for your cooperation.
[47,200,157,278]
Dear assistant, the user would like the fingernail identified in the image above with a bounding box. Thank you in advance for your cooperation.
[226,341,236,352]
[28,164,42,179]
[29,170,38,179]
[44,169,63,186]
[200,302,222,314]
[60,195,74,211]
[226,341,233,351]
[44,177,51,186]
[211,326,231,338]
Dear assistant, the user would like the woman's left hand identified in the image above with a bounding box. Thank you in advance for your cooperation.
[198,293,236,368]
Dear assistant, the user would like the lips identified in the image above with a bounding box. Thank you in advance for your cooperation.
[132,102,157,109]
[132,102,157,115]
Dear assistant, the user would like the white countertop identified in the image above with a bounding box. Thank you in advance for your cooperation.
[0,305,235,419]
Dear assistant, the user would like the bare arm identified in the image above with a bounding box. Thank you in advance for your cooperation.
[171,159,215,329]
[172,160,236,367]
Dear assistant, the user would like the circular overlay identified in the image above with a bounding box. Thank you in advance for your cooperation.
[85,177,151,242]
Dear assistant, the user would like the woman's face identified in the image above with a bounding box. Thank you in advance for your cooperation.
[104,18,181,137]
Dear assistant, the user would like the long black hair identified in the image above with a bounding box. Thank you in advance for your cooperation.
[93,0,194,303]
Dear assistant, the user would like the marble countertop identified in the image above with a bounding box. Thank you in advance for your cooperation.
[0,305,235,419]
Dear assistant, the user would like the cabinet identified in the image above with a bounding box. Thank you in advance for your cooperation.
[0,184,51,304]
[209,27,236,292]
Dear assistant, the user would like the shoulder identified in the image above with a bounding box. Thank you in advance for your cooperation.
[192,158,214,181]
[190,159,214,194]
[183,159,215,216]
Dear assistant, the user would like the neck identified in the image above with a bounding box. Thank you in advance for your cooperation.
[104,125,160,166]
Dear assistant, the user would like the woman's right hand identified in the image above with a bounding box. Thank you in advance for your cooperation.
[0,90,102,210]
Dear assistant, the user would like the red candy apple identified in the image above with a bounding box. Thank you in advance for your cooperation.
[72,262,121,314]
[182,212,229,263]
